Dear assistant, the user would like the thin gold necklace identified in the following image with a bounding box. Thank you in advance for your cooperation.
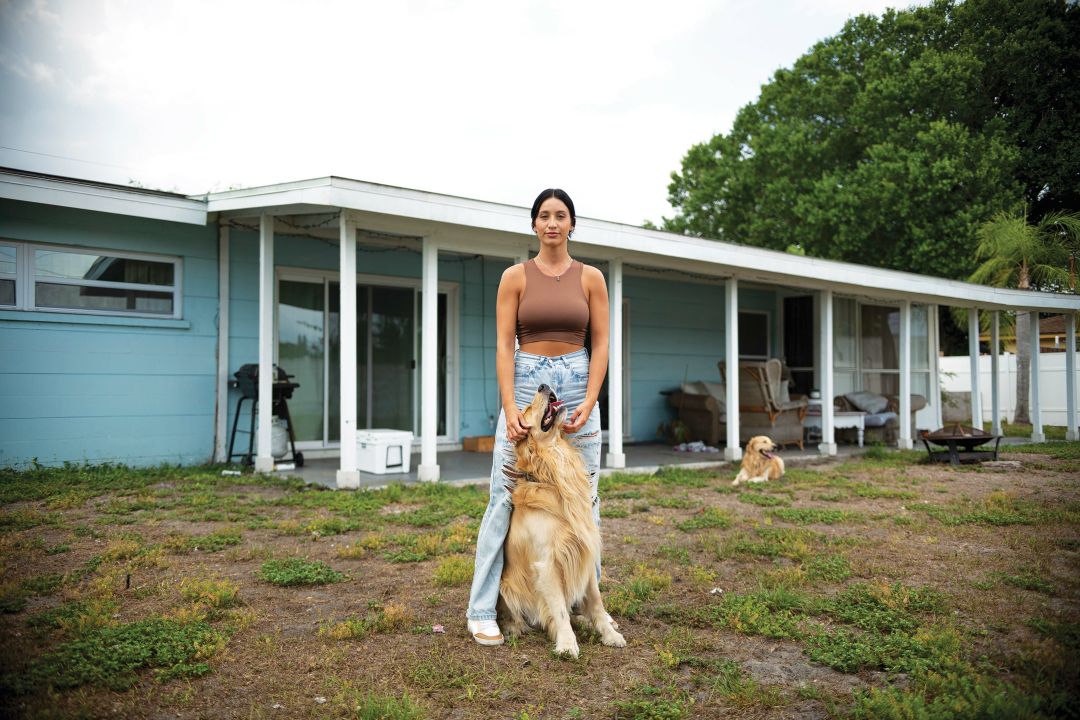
[534,255,573,282]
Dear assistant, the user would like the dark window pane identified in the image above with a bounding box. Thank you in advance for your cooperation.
[0,278,13,305]
[35,250,174,286]
[0,245,15,275]
[36,282,173,314]
[738,311,769,357]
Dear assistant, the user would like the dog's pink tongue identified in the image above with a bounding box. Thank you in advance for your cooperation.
[550,400,564,410]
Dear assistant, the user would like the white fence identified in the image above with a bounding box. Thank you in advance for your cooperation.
[939,352,1079,426]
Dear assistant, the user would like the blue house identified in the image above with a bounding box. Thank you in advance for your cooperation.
[2,168,1078,481]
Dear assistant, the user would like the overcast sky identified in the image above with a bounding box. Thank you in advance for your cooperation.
[0,0,920,227]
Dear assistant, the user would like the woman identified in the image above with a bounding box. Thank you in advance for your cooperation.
[466,188,609,646]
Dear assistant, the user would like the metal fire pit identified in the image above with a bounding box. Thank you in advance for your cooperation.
[921,423,1002,466]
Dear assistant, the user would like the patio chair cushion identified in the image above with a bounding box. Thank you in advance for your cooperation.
[844,391,889,414]
[862,411,898,428]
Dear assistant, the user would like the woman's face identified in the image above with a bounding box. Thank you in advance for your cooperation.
[533,197,574,248]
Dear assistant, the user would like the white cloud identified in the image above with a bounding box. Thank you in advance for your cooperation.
[0,0,931,225]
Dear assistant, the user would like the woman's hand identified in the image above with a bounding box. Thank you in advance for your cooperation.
[504,407,532,442]
[562,404,591,434]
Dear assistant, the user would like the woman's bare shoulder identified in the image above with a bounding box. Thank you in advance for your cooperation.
[499,262,526,289]
[580,263,607,287]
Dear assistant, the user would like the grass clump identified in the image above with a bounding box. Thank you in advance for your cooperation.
[738,492,790,507]
[4,617,225,692]
[354,692,427,720]
[676,507,732,532]
[719,527,818,561]
[768,507,860,525]
[705,587,810,640]
[606,564,673,619]
[996,572,1055,595]
[179,577,240,610]
[321,602,416,640]
[257,557,344,586]
[433,555,473,587]
[165,529,242,554]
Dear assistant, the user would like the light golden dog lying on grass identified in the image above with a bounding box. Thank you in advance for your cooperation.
[732,435,785,486]
[498,384,625,658]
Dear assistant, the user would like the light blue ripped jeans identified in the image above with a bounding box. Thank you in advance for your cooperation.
[466,348,602,622]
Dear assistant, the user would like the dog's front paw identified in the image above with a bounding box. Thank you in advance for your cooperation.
[602,629,626,647]
[554,639,580,659]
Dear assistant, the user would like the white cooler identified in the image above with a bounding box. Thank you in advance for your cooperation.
[356,429,414,474]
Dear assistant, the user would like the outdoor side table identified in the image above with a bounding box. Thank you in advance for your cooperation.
[803,408,867,447]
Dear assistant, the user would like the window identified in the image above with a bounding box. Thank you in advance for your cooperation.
[0,243,15,307]
[738,310,769,359]
[833,298,932,400]
[0,241,181,318]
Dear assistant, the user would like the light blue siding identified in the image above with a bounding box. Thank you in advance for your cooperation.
[623,277,780,442]
[0,199,219,467]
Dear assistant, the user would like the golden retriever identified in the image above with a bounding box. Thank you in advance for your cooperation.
[498,384,626,658]
[732,435,785,486]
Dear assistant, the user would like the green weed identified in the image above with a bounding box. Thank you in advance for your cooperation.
[997,572,1055,595]
[433,555,473,587]
[257,558,345,586]
[354,692,427,720]
[738,492,790,507]
[4,617,225,692]
[164,530,242,554]
[768,507,860,525]
[676,507,732,531]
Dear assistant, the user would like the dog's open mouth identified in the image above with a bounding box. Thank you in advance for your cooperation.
[760,448,777,460]
[541,392,564,432]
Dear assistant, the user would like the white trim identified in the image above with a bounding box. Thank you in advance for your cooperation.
[1030,312,1044,442]
[606,258,625,469]
[0,169,206,225]
[1,238,183,319]
[337,213,360,488]
[214,225,230,463]
[968,309,982,429]
[991,311,1002,436]
[818,289,836,456]
[256,214,275,473]
[418,236,440,481]
[205,176,1080,314]
[899,300,912,448]
[1066,313,1077,441]
[724,278,741,461]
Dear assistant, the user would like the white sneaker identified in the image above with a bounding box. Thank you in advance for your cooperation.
[467,618,504,646]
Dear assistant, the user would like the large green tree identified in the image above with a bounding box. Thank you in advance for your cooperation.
[663,0,1079,281]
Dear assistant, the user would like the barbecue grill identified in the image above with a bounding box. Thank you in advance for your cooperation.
[227,363,304,467]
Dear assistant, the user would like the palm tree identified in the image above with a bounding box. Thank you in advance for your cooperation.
[969,209,1080,424]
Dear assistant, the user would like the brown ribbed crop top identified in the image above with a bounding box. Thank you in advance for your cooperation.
[516,259,589,346]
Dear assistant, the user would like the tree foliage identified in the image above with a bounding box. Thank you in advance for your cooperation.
[663,0,1080,281]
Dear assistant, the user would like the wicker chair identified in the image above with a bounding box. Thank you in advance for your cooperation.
[719,359,808,449]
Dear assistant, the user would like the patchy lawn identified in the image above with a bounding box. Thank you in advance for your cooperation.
[1,444,1078,719]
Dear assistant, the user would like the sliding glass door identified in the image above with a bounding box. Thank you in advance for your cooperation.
[277,273,451,447]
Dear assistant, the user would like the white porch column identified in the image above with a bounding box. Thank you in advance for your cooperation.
[418,237,440,481]
[606,258,625,468]
[991,311,1002,437]
[967,308,982,430]
[1030,311,1044,442]
[818,289,836,456]
[724,277,741,462]
[214,224,231,462]
[898,301,912,449]
[930,305,943,429]
[1066,312,1077,441]
[336,213,360,488]
[255,215,276,473]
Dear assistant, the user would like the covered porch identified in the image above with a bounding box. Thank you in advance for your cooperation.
[204,177,1080,488]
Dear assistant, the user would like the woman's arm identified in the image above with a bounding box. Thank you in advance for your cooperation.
[496,264,530,441]
[564,264,609,433]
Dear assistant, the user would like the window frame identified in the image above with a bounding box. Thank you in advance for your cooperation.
[0,240,17,308]
[0,239,183,319]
